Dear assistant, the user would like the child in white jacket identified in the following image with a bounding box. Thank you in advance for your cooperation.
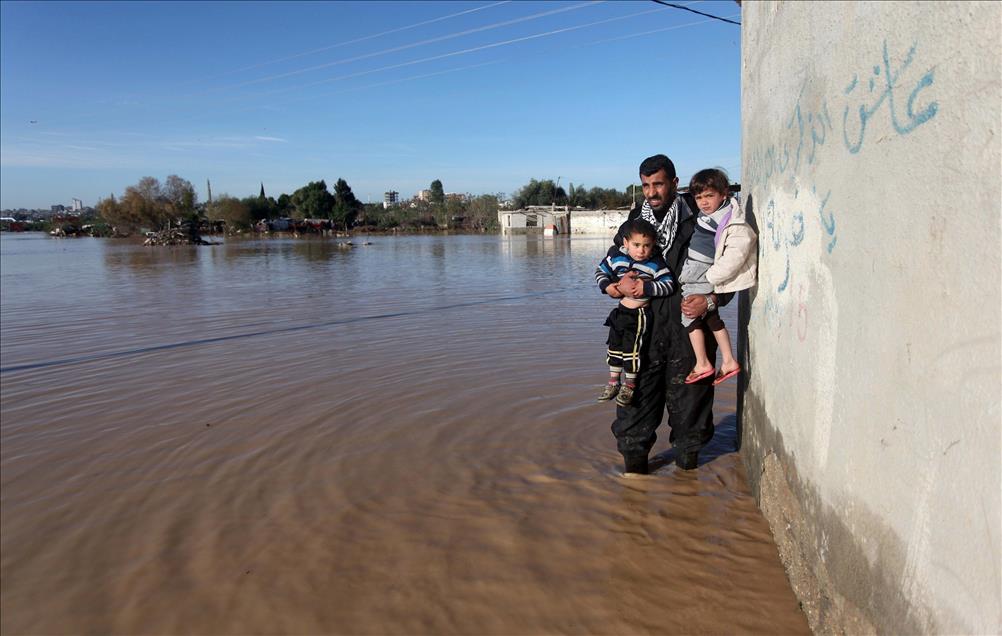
[678,169,758,386]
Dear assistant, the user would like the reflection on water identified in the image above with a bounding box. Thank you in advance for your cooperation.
[1,233,807,634]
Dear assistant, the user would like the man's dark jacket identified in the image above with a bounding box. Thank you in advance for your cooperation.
[609,193,724,467]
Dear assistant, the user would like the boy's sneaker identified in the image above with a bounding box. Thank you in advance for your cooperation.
[597,383,620,401]
[615,384,635,407]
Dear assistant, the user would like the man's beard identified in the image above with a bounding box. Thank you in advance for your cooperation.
[647,192,674,212]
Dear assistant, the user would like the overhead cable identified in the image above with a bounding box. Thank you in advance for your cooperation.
[650,0,741,26]
[208,1,603,93]
[249,5,671,98]
[212,1,515,79]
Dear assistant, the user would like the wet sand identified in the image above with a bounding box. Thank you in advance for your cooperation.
[0,234,808,634]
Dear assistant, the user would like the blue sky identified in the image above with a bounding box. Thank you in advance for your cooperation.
[0,1,741,209]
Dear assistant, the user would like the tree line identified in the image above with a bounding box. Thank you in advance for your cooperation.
[511,179,640,209]
[96,175,642,236]
[96,176,365,235]
[97,175,200,233]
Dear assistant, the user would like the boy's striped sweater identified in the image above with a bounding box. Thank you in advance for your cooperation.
[595,246,675,301]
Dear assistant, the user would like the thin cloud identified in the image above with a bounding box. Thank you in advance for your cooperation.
[161,135,290,151]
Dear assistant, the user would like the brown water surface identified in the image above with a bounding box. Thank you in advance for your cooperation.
[1,233,807,634]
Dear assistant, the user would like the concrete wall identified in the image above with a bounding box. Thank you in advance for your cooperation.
[498,209,570,234]
[740,2,1001,634]
[499,211,528,230]
[570,210,629,235]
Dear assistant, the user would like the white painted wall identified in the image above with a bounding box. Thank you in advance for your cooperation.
[741,2,1001,633]
[498,211,528,230]
[570,210,629,235]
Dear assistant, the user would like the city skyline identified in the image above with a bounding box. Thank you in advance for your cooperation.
[0,1,742,210]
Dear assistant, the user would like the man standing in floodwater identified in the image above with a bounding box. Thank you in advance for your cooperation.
[603,154,731,474]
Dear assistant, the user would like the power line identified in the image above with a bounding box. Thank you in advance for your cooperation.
[192,1,514,83]
[155,3,716,122]
[202,1,603,94]
[650,0,741,26]
[582,14,740,46]
[248,5,672,99]
[46,2,730,129]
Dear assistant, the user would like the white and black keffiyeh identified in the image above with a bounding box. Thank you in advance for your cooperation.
[639,196,681,255]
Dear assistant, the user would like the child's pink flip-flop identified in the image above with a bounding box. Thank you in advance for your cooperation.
[685,368,715,384]
[712,366,741,386]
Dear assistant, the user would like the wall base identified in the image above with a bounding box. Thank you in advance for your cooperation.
[740,390,943,635]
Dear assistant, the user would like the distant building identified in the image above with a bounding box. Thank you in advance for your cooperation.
[499,205,571,235]
[498,205,630,236]
[51,204,66,213]
[568,208,630,234]
[383,190,399,209]
[71,198,83,212]
[417,189,432,202]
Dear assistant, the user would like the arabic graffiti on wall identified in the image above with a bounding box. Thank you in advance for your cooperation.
[747,39,939,334]
[747,40,939,186]
[842,41,939,154]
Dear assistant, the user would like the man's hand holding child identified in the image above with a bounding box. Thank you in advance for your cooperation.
[618,271,644,298]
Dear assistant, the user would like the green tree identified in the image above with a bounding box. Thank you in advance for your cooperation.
[358,202,385,228]
[120,177,165,230]
[429,179,445,205]
[512,179,567,208]
[96,194,138,233]
[624,183,642,207]
[290,180,334,220]
[164,175,197,216]
[466,194,500,231]
[569,182,592,207]
[331,178,361,231]
[209,195,251,229]
[242,195,276,222]
[162,175,198,233]
[276,193,292,216]
[97,175,197,233]
[444,196,465,228]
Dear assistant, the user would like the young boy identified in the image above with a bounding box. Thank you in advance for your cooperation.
[678,168,758,386]
[595,219,675,406]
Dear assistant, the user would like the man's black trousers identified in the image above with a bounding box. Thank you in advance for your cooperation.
[610,317,717,464]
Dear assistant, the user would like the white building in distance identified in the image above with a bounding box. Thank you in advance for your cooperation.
[383,191,399,209]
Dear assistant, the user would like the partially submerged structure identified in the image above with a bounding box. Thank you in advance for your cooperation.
[498,205,570,235]
[498,205,629,236]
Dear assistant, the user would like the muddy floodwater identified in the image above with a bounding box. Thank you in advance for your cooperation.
[1,233,808,635]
